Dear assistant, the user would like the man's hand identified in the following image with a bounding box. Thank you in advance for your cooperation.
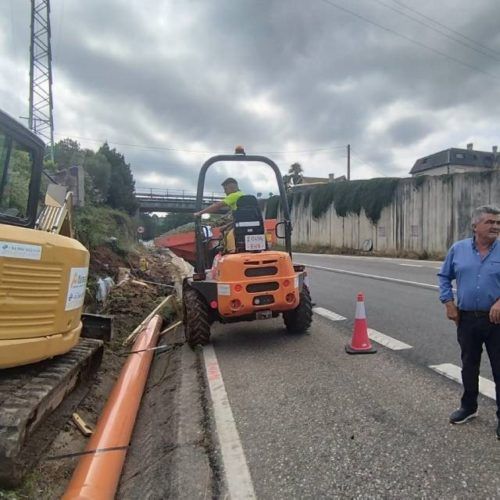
[445,301,460,326]
[489,299,500,324]
[194,211,202,217]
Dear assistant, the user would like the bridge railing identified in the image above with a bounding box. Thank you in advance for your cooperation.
[135,187,224,202]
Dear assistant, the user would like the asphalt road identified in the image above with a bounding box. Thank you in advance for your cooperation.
[209,316,499,498]
[296,253,494,380]
[204,253,499,498]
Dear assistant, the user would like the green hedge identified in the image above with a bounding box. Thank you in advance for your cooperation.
[266,178,399,224]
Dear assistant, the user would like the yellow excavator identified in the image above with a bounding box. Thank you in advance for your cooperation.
[0,109,104,486]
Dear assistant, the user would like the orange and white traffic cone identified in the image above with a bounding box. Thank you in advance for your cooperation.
[345,292,377,355]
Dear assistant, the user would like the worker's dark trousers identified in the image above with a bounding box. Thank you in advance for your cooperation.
[457,313,500,419]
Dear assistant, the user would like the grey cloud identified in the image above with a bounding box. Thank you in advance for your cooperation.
[387,116,433,146]
[2,0,500,192]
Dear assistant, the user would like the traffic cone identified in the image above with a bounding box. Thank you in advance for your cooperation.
[345,293,377,355]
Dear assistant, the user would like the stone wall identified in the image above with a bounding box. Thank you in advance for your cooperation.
[289,171,500,256]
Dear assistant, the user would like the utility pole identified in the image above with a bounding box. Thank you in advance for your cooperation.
[29,0,54,161]
[347,144,351,180]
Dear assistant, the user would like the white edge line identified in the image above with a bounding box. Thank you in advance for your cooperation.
[429,363,495,400]
[203,345,256,499]
[302,263,439,290]
[294,252,444,266]
[367,328,413,350]
[313,306,346,321]
[304,263,459,293]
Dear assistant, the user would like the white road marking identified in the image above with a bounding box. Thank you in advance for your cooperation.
[429,363,496,400]
[313,307,412,350]
[313,307,346,321]
[294,252,443,266]
[367,328,413,350]
[203,345,256,499]
[399,263,422,268]
[302,263,443,291]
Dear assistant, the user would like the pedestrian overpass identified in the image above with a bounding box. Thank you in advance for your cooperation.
[135,188,224,213]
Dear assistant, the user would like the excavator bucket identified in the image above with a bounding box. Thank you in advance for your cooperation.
[81,313,114,342]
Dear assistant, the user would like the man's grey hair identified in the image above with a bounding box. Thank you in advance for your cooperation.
[472,205,500,225]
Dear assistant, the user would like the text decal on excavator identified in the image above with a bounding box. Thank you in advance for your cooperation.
[65,267,88,311]
[0,241,42,260]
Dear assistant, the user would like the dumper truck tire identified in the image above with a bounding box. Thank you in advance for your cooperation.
[283,285,313,334]
[183,286,211,347]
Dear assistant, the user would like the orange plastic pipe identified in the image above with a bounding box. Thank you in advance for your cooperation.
[63,314,163,500]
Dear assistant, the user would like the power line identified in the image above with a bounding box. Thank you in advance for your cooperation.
[318,0,498,80]
[373,0,500,63]
[53,132,346,155]
[391,0,500,59]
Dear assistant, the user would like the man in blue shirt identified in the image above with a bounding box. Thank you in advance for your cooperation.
[438,205,500,439]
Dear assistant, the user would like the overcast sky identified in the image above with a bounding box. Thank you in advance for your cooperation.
[1,0,499,195]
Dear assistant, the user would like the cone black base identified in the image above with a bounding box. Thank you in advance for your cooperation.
[345,344,377,355]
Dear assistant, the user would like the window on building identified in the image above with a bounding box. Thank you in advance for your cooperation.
[456,153,465,159]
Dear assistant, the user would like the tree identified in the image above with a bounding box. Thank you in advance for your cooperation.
[288,162,303,185]
[82,150,111,204]
[256,192,262,198]
[53,138,84,170]
[139,213,161,240]
[282,174,292,191]
[159,212,195,233]
[99,143,138,215]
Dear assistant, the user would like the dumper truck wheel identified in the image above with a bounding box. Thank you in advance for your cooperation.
[183,286,211,347]
[283,285,313,334]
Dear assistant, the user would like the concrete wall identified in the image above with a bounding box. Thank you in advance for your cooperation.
[289,171,500,256]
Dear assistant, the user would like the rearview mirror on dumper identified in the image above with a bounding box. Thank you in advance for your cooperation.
[275,221,286,239]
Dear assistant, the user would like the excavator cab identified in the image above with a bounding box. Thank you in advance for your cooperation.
[183,149,312,347]
[0,109,91,368]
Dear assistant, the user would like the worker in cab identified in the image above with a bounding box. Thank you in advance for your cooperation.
[194,177,244,253]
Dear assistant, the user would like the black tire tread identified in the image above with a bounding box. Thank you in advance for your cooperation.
[283,286,313,334]
[183,286,211,347]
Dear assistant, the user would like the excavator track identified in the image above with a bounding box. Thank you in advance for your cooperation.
[0,338,103,487]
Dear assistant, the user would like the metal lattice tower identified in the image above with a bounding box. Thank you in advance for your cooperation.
[29,0,54,161]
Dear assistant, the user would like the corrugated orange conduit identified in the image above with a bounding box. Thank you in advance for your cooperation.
[63,314,163,500]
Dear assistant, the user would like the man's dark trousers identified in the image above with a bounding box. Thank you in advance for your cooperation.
[457,312,500,418]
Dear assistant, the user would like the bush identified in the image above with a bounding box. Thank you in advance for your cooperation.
[74,206,136,251]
